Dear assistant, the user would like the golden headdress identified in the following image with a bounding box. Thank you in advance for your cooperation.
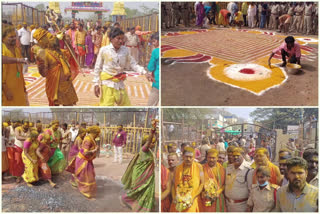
[33,28,48,42]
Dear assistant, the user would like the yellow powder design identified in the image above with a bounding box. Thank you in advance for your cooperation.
[179,31,198,35]
[208,56,286,94]
[162,49,197,58]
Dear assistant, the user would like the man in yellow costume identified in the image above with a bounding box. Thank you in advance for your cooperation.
[2,25,29,106]
[32,28,78,106]
[200,149,226,212]
[170,146,204,212]
[252,148,281,186]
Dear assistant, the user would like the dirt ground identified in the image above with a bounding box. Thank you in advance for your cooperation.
[161,27,318,106]
[2,154,159,212]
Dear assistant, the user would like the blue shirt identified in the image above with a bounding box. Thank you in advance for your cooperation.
[204,6,211,15]
[147,48,159,89]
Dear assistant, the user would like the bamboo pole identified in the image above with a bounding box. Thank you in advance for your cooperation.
[155,14,158,32]
[133,113,136,153]
[144,109,149,128]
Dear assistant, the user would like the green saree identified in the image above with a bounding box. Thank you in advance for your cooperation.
[121,146,155,212]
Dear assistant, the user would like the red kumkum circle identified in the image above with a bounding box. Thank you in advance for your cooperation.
[239,68,255,74]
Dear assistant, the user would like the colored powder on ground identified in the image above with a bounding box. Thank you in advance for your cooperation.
[239,68,255,74]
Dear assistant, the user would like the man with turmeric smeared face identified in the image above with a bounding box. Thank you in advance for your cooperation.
[274,157,318,212]
[170,146,204,212]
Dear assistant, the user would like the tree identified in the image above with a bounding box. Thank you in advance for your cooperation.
[250,108,317,130]
[35,3,45,11]
[124,7,144,18]
[139,5,158,15]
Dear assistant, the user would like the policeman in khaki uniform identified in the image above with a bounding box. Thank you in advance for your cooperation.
[225,147,253,212]
[247,166,279,212]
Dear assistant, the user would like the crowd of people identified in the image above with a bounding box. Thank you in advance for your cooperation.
[2,118,158,210]
[2,9,159,106]
[2,119,101,199]
[161,134,318,212]
[162,2,318,35]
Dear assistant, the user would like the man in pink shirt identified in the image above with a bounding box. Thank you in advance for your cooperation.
[268,36,301,67]
[112,125,127,164]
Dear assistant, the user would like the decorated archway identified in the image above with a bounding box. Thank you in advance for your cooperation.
[64,2,110,21]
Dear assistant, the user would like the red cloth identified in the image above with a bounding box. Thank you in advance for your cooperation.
[11,146,24,177]
[7,147,15,176]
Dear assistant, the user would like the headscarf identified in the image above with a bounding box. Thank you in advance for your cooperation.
[135,25,141,31]
[2,25,16,41]
[87,125,101,134]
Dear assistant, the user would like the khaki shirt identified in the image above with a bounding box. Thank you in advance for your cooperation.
[225,160,253,200]
[288,7,295,16]
[294,5,305,16]
[305,4,313,16]
[125,32,139,47]
[274,183,318,212]
[271,4,280,15]
[247,183,279,212]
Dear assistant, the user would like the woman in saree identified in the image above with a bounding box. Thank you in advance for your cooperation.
[32,28,78,106]
[2,123,9,177]
[21,130,39,187]
[196,2,205,27]
[72,126,100,199]
[67,127,86,187]
[120,119,158,212]
[85,29,94,68]
[44,120,67,174]
[36,133,56,188]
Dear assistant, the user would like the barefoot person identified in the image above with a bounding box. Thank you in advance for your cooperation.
[36,133,56,188]
[93,28,147,106]
[21,130,39,187]
[268,36,301,67]
[67,127,86,187]
[121,119,158,211]
[2,25,29,106]
[73,126,100,199]
[13,121,30,183]
[32,28,78,106]
[278,14,292,34]
[44,120,67,174]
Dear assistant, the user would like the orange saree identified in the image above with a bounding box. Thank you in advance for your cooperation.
[200,163,226,212]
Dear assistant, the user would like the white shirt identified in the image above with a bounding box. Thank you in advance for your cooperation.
[217,142,226,151]
[30,28,38,43]
[18,27,31,45]
[248,5,257,16]
[8,126,15,147]
[70,128,79,142]
[93,44,146,89]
